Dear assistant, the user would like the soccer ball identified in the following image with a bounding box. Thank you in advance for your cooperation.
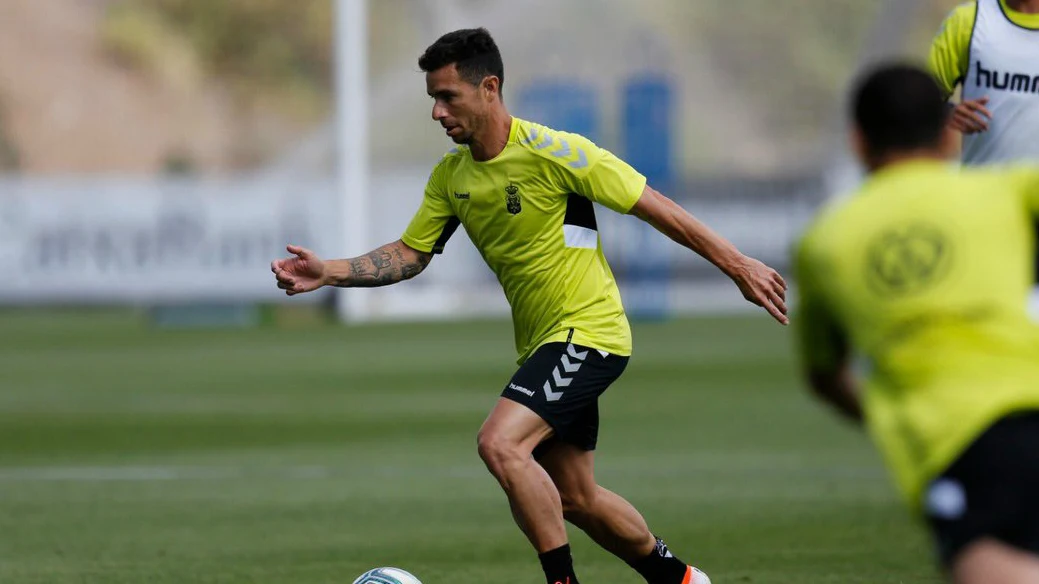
[351,567,422,584]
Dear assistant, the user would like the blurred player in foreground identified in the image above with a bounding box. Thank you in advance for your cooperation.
[794,63,1039,583]
[273,27,787,584]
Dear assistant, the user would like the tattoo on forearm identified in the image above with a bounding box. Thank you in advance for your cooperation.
[400,250,431,280]
[369,249,392,271]
[339,243,431,288]
[348,257,373,279]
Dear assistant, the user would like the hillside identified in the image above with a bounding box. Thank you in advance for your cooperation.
[0,0,959,176]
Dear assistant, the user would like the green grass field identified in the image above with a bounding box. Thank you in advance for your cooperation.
[0,310,943,584]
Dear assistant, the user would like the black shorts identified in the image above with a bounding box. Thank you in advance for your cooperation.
[500,342,628,458]
[924,410,1039,567]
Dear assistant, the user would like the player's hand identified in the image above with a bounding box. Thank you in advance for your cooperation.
[728,255,788,325]
[948,97,991,134]
[271,244,328,296]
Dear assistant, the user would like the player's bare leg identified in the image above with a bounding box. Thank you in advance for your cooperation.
[539,442,710,584]
[477,398,578,583]
[953,539,1039,584]
[537,442,653,559]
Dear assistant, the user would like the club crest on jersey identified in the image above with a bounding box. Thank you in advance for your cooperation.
[866,223,952,297]
[505,184,521,214]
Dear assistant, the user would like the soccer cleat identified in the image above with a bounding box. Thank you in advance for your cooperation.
[680,566,711,584]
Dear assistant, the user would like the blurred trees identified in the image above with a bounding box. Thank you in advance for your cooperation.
[101,0,334,123]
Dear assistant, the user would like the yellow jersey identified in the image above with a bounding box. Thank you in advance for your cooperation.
[403,117,647,363]
[794,160,1039,512]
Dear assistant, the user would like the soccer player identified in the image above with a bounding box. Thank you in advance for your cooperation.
[929,0,1039,160]
[272,28,787,584]
[929,0,1039,312]
[793,63,1039,583]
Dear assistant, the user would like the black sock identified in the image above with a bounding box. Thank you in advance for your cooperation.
[628,536,688,584]
[538,543,579,584]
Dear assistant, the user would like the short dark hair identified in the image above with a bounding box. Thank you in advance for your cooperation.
[852,62,947,155]
[418,28,504,93]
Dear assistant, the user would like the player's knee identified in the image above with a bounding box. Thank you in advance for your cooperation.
[476,429,521,476]
[558,484,596,519]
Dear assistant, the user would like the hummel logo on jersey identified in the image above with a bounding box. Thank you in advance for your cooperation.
[508,383,534,397]
[505,184,521,214]
[543,344,589,402]
[454,191,470,200]
[976,61,1039,94]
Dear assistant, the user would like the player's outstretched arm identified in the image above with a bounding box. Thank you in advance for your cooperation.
[271,240,432,295]
[629,185,789,325]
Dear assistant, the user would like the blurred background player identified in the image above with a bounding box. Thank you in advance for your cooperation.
[928,0,1039,314]
[794,63,1039,583]
[273,28,788,584]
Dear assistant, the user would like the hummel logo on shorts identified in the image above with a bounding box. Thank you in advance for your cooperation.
[508,383,535,397]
